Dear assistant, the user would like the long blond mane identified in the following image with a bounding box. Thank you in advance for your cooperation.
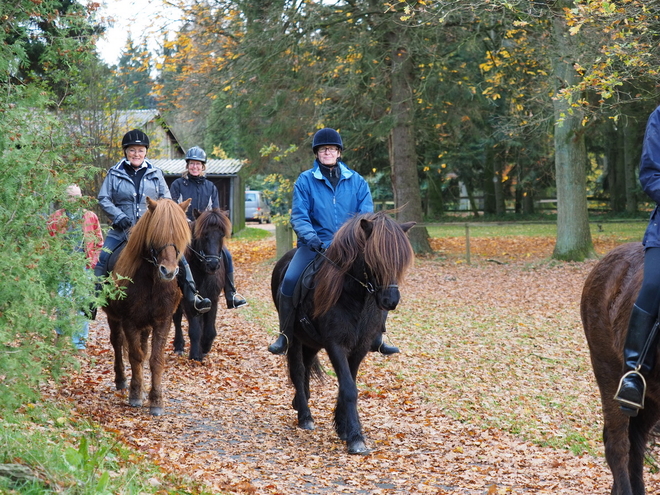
[313,211,414,317]
[113,198,191,283]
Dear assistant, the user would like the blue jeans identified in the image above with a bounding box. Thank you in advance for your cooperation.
[281,245,317,297]
[55,272,91,350]
[94,231,126,278]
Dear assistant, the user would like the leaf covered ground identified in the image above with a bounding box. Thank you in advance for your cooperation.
[51,234,660,494]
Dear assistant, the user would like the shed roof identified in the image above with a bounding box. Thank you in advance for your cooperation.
[151,158,244,176]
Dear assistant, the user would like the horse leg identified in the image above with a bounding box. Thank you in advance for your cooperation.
[148,320,170,415]
[288,341,314,430]
[629,404,660,495]
[603,412,633,495]
[173,304,185,356]
[187,315,203,361]
[108,318,127,390]
[200,304,218,356]
[326,344,369,455]
[124,326,146,408]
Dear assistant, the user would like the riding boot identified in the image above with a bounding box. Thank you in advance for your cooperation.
[614,304,660,416]
[268,292,295,355]
[224,272,247,309]
[370,332,400,355]
[180,258,212,315]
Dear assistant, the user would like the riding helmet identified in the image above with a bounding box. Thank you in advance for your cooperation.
[185,146,207,164]
[312,128,343,153]
[122,129,150,149]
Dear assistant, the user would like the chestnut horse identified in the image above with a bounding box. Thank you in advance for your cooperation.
[103,197,191,416]
[581,242,660,495]
[271,212,415,454]
[173,208,231,361]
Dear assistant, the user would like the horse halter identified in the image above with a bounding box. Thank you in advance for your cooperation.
[316,249,396,295]
[145,243,180,266]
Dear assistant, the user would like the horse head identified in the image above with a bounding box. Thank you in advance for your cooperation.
[361,217,415,311]
[190,208,231,273]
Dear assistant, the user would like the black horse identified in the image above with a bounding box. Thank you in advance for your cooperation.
[173,208,231,361]
[271,212,415,454]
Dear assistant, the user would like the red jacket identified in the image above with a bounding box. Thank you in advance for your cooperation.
[48,209,104,269]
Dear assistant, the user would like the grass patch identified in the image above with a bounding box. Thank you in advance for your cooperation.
[0,401,219,494]
[232,226,272,241]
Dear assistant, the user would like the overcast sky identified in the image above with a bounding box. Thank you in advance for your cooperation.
[96,0,183,66]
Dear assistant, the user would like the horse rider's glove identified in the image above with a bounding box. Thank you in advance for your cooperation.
[308,236,323,252]
[115,217,132,231]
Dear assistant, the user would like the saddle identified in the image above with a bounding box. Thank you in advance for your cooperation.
[291,253,325,343]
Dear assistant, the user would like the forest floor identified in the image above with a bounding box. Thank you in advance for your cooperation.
[51,234,660,494]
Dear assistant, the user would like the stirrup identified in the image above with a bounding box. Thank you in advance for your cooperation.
[614,369,647,410]
[193,293,212,314]
[227,292,248,309]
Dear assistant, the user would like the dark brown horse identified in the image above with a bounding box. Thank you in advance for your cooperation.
[173,208,231,361]
[271,212,415,454]
[103,197,191,416]
[581,242,660,495]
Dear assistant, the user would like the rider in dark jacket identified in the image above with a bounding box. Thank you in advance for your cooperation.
[170,146,247,309]
[614,105,660,416]
[94,130,212,316]
[268,128,399,356]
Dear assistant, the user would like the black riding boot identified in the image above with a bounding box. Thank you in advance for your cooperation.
[614,304,659,416]
[224,272,247,309]
[180,258,212,315]
[370,332,400,355]
[268,292,295,355]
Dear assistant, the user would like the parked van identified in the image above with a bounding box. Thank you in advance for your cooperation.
[245,190,271,223]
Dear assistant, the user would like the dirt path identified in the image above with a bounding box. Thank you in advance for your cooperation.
[56,238,660,494]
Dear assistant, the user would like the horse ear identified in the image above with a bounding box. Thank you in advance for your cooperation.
[400,221,416,233]
[360,218,374,238]
[180,198,192,212]
[193,208,202,219]
[146,197,157,211]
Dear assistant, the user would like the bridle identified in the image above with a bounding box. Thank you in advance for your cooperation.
[188,243,223,266]
[145,243,180,266]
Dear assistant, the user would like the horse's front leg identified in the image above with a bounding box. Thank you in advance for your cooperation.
[200,304,218,356]
[172,304,185,356]
[187,314,203,361]
[108,318,127,390]
[148,318,171,415]
[124,325,146,408]
[287,340,314,430]
[325,344,369,455]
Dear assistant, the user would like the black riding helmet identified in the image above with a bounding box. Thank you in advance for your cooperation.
[122,129,150,149]
[312,128,343,154]
[185,146,207,163]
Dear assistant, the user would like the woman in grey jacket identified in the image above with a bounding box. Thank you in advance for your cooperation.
[94,129,211,315]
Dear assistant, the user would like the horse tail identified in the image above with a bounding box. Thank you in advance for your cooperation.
[310,355,324,381]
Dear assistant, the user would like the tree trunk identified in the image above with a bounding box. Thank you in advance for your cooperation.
[387,31,432,254]
[550,8,595,261]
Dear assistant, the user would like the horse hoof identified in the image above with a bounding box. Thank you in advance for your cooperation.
[128,398,143,407]
[299,420,315,430]
[347,441,371,455]
[174,349,184,356]
[116,381,127,390]
[150,406,164,416]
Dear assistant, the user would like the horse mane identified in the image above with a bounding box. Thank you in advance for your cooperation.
[114,198,191,284]
[191,208,232,244]
[313,211,415,317]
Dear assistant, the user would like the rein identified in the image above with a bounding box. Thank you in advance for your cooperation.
[314,249,398,294]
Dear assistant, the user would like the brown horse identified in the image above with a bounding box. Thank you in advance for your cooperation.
[581,242,660,495]
[271,212,415,454]
[103,197,191,416]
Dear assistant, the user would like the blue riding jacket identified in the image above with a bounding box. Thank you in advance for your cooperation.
[282,159,373,296]
[640,105,660,248]
[291,160,373,249]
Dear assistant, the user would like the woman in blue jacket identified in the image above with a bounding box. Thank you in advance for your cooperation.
[268,128,398,356]
[615,105,660,416]
[170,146,247,309]
[94,130,211,315]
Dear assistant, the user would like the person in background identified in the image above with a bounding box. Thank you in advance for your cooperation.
[94,129,211,315]
[615,104,660,416]
[48,184,103,349]
[170,146,247,309]
[268,128,399,356]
